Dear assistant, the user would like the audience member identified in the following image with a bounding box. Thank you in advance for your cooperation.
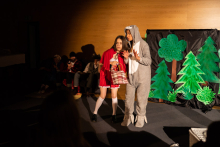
[66,52,83,94]
[38,54,61,93]
[74,54,101,96]
[56,55,69,89]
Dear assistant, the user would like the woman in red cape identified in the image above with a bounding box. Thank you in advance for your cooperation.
[91,35,129,123]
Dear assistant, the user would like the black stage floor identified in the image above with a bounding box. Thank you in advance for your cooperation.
[78,96,220,147]
[0,95,220,147]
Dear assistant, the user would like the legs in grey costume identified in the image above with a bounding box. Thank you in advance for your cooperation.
[121,81,150,127]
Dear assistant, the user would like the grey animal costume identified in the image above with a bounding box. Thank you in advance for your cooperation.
[121,25,152,128]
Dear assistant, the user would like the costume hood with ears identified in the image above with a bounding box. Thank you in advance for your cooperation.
[124,25,143,44]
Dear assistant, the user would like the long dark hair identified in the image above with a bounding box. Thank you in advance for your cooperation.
[112,35,130,52]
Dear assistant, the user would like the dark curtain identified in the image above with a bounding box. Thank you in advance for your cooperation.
[146,29,220,112]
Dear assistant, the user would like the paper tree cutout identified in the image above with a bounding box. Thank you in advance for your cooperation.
[167,90,177,102]
[151,60,173,101]
[182,87,193,100]
[197,36,220,83]
[175,51,205,94]
[196,86,215,105]
[148,88,154,98]
[218,49,220,94]
[158,34,187,83]
[158,34,187,62]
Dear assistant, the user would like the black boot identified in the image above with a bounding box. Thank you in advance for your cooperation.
[112,115,117,123]
[91,114,97,122]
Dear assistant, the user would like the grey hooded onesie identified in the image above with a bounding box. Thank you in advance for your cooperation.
[123,25,152,127]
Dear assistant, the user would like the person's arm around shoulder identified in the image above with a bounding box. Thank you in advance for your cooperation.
[138,43,152,66]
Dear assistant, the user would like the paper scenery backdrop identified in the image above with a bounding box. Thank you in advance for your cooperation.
[146,29,220,111]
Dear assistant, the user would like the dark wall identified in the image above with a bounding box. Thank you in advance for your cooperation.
[1,0,220,64]
[0,0,82,61]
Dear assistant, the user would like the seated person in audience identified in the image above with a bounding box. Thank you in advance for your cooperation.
[55,55,68,89]
[192,121,220,147]
[66,52,83,94]
[35,89,90,147]
[74,54,101,96]
[38,54,61,93]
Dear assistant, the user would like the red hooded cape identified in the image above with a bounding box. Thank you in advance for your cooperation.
[100,48,127,82]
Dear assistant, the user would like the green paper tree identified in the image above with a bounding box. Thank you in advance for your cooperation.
[158,34,187,83]
[182,87,193,100]
[151,60,173,101]
[167,89,177,102]
[158,34,187,62]
[148,88,154,98]
[218,49,220,94]
[197,36,220,83]
[175,51,205,94]
[196,86,215,105]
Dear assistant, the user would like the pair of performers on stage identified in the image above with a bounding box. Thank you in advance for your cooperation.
[91,25,152,128]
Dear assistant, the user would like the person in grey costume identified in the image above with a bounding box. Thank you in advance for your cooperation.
[121,25,152,128]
